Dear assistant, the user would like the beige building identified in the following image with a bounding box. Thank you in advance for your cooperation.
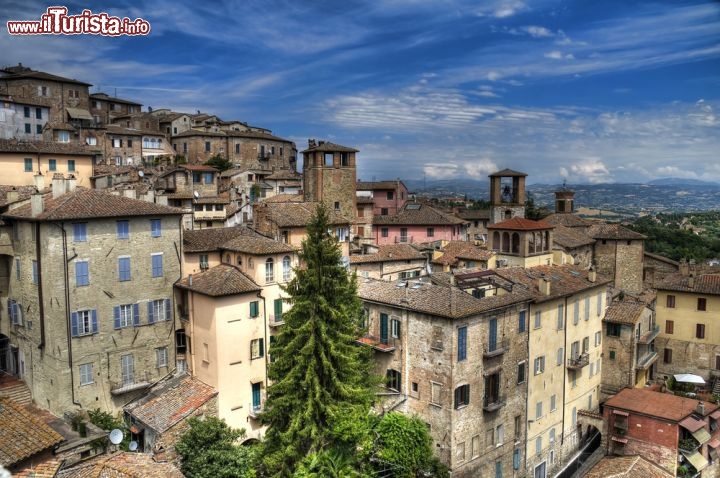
[0,139,95,188]
[487,217,554,269]
[349,243,427,281]
[0,182,184,416]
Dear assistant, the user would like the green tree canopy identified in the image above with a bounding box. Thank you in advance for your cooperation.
[261,203,375,476]
[204,154,233,172]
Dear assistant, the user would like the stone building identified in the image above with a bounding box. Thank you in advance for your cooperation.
[488,169,527,225]
[0,182,184,416]
[89,92,142,126]
[430,240,495,273]
[588,223,646,295]
[643,252,680,289]
[357,277,533,478]
[349,243,427,281]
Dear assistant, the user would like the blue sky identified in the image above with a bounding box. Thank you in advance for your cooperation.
[2,0,719,184]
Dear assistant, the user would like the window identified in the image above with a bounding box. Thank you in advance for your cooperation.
[570,370,577,388]
[698,298,707,311]
[582,336,590,353]
[38,86,49,96]
[71,309,98,336]
[79,363,93,385]
[14,257,21,280]
[534,356,545,375]
[86,136,96,146]
[121,354,134,386]
[550,394,556,411]
[24,106,30,118]
[205,141,211,152]
[609,350,616,360]
[387,369,401,392]
[514,415,522,441]
[151,253,164,277]
[697,324,706,339]
[150,219,161,237]
[556,304,564,329]
[112,138,122,148]
[472,435,480,459]
[380,207,389,216]
[427,227,435,237]
[594,331,602,346]
[118,257,131,281]
[534,311,541,328]
[454,384,470,408]
[458,326,467,361]
[664,348,672,363]
[536,400,543,419]
[381,227,389,238]
[606,323,621,337]
[666,294,676,308]
[517,361,526,384]
[273,298,283,322]
[25,123,31,134]
[8,300,23,326]
[391,318,401,338]
[513,448,521,470]
[431,382,442,406]
[665,320,674,334]
[75,260,89,286]
[144,299,169,325]
[549,428,556,445]
[333,201,341,211]
[496,424,504,446]
[282,256,291,281]
[556,347,564,365]
[57,131,70,143]
[31,260,38,284]
[117,220,129,239]
[519,310,526,333]
[265,258,274,283]
[48,159,56,171]
[24,158,32,172]
[250,301,259,318]
[73,223,87,242]
[251,338,264,359]
[204,172,213,184]
[66,159,75,171]
[156,347,168,368]
[114,304,139,329]
[36,124,42,134]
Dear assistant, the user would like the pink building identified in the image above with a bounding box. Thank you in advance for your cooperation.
[356,180,409,216]
[372,202,467,245]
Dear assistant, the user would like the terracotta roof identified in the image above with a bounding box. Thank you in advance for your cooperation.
[544,213,592,228]
[456,209,490,220]
[183,226,263,252]
[90,92,142,106]
[265,169,301,181]
[357,196,374,204]
[56,451,185,478]
[588,223,646,240]
[13,458,64,478]
[0,397,64,467]
[432,241,494,266]
[125,374,217,433]
[2,187,184,221]
[644,252,679,267]
[221,234,297,255]
[584,455,673,478]
[603,300,647,325]
[355,181,405,190]
[0,185,41,207]
[552,224,595,248]
[180,164,218,172]
[487,217,553,231]
[350,244,425,264]
[301,141,358,153]
[1,65,92,86]
[0,139,95,155]
[258,201,352,227]
[489,168,527,177]
[604,388,718,422]
[373,203,466,226]
[358,278,533,319]
[259,194,304,203]
[655,270,720,295]
[493,264,612,302]
[176,263,261,297]
[171,129,292,143]
[105,124,144,136]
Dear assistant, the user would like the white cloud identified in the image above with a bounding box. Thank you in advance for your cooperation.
[655,166,699,180]
[464,159,499,178]
[544,50,574,60]
[569,159,611,184]
[523,25,553,38]
[424,163,459,179]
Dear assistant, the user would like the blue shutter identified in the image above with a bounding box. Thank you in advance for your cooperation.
[133,303,140,325]
[91,310,98,333]
[148,301,155,324]
[164,299,171,321]
[71,312,79,337]
[113,306,121,329]
[380,313,389,344]
[7,300,12,323]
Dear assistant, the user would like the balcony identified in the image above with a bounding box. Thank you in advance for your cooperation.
[110,380,151,396]
[637,324,660,344]
[635,350,659,370]
[483,339,509,359]
[248,401,264,419]
[567,353,590,370]
[394,235,413,244]
[356,334,396,352]
[483,394,506,412]
[194,209,226,221]
[269,314,284,327]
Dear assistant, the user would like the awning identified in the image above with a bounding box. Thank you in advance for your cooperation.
[66,107,93,120]
[613,410,629,416]
[680,416,706,433]
[691,427,712,445]
[681,449,709,472]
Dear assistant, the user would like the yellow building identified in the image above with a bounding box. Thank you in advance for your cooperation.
[0,139,95,188]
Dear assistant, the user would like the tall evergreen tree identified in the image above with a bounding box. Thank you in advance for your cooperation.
[261,204,375,477]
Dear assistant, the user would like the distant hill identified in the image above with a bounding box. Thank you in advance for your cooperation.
[647,178,720,187]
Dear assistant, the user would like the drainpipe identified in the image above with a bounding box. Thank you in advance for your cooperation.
[35,222,46,350]
[560,296,568,446]
[257,290,268,388]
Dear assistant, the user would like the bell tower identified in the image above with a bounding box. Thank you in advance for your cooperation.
[301,139,358,220]
[489,169,527,225]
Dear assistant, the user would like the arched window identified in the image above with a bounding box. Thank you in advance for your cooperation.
[493,231,501,251]
[282,256,291,282]
[265,258,274,283]
[502,232,510,252]
[511,233,520,254]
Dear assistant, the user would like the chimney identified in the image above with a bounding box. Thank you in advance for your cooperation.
[31,191,43,217]
[688,274,695,289]
[449,272,457,287]
[679,258,689,276]
[52,173,65,198]
[6,187,18,203]
[188,274,193,286]
[123,188,136,199]
[588,266,597,283]
[539,277,551,296]
[308,138,316,148]
[66,174,77,192]
[34,172,45,191]
[697,401,705,416]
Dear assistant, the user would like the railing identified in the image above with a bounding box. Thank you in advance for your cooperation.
[269,314,284,327]
[635,350,659,370]
[483,394,506,412]
[248,401,264,418]
[637,324,660,344]
[567,353,590,370]
[394,235,413,244]
[483,339,509,358]
[356,334,396,352]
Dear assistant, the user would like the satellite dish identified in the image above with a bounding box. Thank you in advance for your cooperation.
[138,170,145,177]
[129,441,138,451]
[193,190,200,199]
[109,429,124,445]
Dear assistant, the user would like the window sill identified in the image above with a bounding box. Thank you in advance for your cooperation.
[455,404,468,410]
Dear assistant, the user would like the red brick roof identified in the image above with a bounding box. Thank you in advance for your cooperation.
[604,388,718,422]
[0,397,64,467]
[493,264,612,302]
[175,264,261,297]
[603,300,647,325]
[350,244,425,264]
[584,455,673,478]
[56,451,185,478]
[432,241,494,266]
[487,217,553,231]
[0,139,95,155]
[301,141,358,153]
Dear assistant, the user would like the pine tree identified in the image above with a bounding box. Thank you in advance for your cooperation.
[261,204,375,477]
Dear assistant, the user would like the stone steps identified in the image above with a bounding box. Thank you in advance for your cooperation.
[0,378,32,406]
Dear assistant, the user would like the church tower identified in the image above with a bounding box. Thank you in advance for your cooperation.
[554,183,575,213]
[489,169,527,225]
[301,139,358,221]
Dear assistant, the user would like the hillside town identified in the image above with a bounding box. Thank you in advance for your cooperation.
[1,64,719,478]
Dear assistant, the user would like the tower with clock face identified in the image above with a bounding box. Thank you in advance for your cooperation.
[489,169,527,225]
